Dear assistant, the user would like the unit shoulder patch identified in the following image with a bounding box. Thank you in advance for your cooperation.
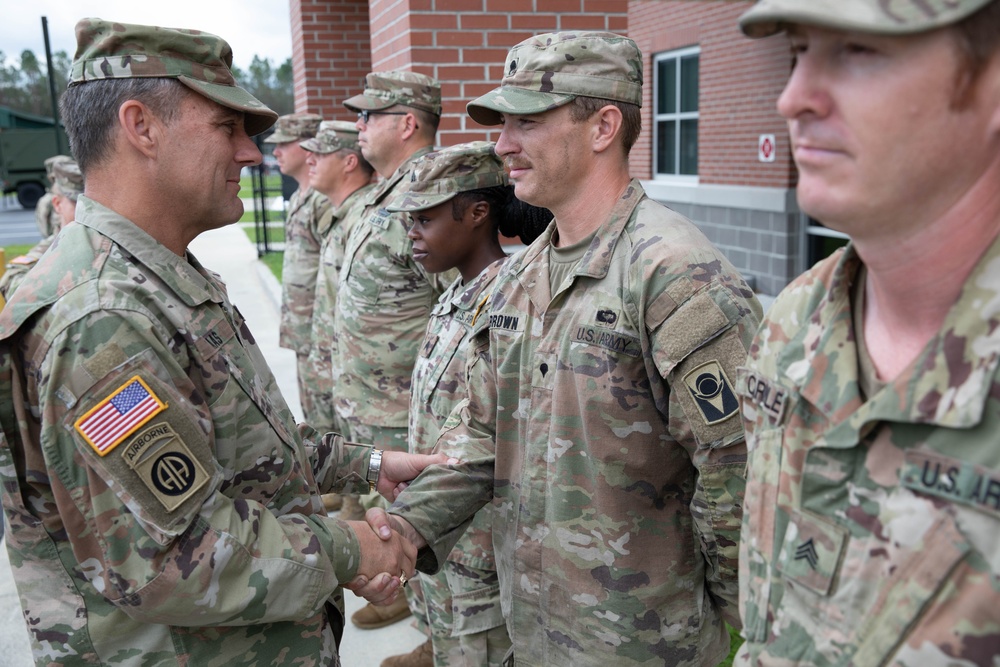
[683,360,739,425]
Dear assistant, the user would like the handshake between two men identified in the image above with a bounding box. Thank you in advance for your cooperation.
[341,449,449,606]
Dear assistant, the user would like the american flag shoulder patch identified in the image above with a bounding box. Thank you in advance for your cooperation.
[74,375,167,457]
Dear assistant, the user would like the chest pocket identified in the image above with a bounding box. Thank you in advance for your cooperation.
[417,323,466,423]
[341,215,386,306]
[769,445,974,667]
[193,312,298,500]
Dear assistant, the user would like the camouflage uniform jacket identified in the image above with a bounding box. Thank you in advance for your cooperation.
[34,192,58,237]
[0,196,375,667]
[736,242,1000,667]
[279,186,330,355]
[305,184,374,433]
[333,147,455,435]
[0,232,58,300]
[393,180,762,666]
[409,259,504,571]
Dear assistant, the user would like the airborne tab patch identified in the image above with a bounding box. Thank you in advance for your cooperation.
[683,361,738,425]
[125,423,210,512]
[74,376,167,457]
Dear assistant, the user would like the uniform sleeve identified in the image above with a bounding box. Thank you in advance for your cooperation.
[299,422,373,495]
[34,309,362,627]
[648,279,762,628]
[389,330,497,573]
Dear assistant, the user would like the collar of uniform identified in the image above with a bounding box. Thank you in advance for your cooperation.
[453,257,505,311]
[575,179,645,279]
[330,183,375,221]
[74,196,221,308]
[778,238,1000,436]
[365,146,436,208]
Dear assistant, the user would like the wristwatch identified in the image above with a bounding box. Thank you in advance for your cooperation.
[367,448,383,492]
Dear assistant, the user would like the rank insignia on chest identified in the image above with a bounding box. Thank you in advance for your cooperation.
[74,375,167,456]
[683,361,739,425]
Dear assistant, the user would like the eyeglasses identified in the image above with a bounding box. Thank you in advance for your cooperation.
[357,110,409,124]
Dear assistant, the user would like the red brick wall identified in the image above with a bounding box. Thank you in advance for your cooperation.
[366,0,628,146]
[628,0,795,188]
[291,0,372,121]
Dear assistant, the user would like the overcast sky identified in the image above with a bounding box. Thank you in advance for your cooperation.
[1,1,293,71]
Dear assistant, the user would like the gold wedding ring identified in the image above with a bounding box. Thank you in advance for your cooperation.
[399,572,409,587]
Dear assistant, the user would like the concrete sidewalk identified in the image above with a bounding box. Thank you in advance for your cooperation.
[0,223,424,666]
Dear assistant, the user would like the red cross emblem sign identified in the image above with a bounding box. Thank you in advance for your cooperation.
[758,134,776,163]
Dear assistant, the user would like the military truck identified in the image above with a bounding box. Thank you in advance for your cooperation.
[0,106,71,209]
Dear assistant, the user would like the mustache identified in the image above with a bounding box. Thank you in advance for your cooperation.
[504,158,530,173]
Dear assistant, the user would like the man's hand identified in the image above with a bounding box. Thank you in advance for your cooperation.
[365,506,428,550]
[342,518,416,604]
[377,451,455,501]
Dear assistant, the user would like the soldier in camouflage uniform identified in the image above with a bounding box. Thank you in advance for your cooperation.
[33,155,74,238]
[1,158,84,300]
[300,121,377,514]
[0,18,445,667]
[734,1,1000,665]
[299,121,375,436]
[384,142,549,667]
[264,112,330,424]
[337,71,454,635]
[377,32,763,666]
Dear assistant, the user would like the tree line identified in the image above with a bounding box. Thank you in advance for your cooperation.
[0,49,295,119]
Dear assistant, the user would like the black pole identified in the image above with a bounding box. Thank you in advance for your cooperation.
[41,17,65,154]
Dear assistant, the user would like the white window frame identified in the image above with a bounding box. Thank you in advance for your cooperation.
[652,46,700,185]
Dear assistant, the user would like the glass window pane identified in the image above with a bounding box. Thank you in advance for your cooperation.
[657,58,676,114]
[657,120,676,174]
[680,55,699,112]
[679,119,698,175]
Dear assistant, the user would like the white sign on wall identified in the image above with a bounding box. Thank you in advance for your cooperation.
[758,134,776,163]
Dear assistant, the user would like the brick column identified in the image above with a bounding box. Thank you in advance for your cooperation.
[291,0,372,120]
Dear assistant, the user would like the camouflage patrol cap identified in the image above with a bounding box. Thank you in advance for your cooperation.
[299,121,361,154]
[69,18,278,136]
[385,141,506,213]
[467,31,643,127]
[263,113,323,144]
[343,70,442,116]
[740,0,996,37]
[44,155,74,181]
[51,160,84,200]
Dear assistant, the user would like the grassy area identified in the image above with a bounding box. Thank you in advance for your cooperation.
[724,625,743,667]
[240,173,284,193]
[259,249,284,281]
[2,243,35,259]
[242,222,286,244]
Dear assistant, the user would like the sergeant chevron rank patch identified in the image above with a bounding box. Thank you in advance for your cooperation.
[683,360,738,425]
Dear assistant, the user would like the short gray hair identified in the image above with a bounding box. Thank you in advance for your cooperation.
[60,78,184,173]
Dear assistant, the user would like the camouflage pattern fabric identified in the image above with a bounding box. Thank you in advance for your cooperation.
[343,70,442,115]
[332,147,456,447]
[392,180,762,666]
[467,32,643,126]
[303,184,373,434]
[279,187,331,422]
[263,112,322,144]
[69,18,276,135]
[409,260,510,664]
[34,193,58,237]
[735,242,1000,666]
[739,0,995,37]
[0,195,377,666]
[0,234,57,300]
[385,141,506,214]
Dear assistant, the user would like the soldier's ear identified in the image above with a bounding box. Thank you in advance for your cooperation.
[118,100,160,159]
